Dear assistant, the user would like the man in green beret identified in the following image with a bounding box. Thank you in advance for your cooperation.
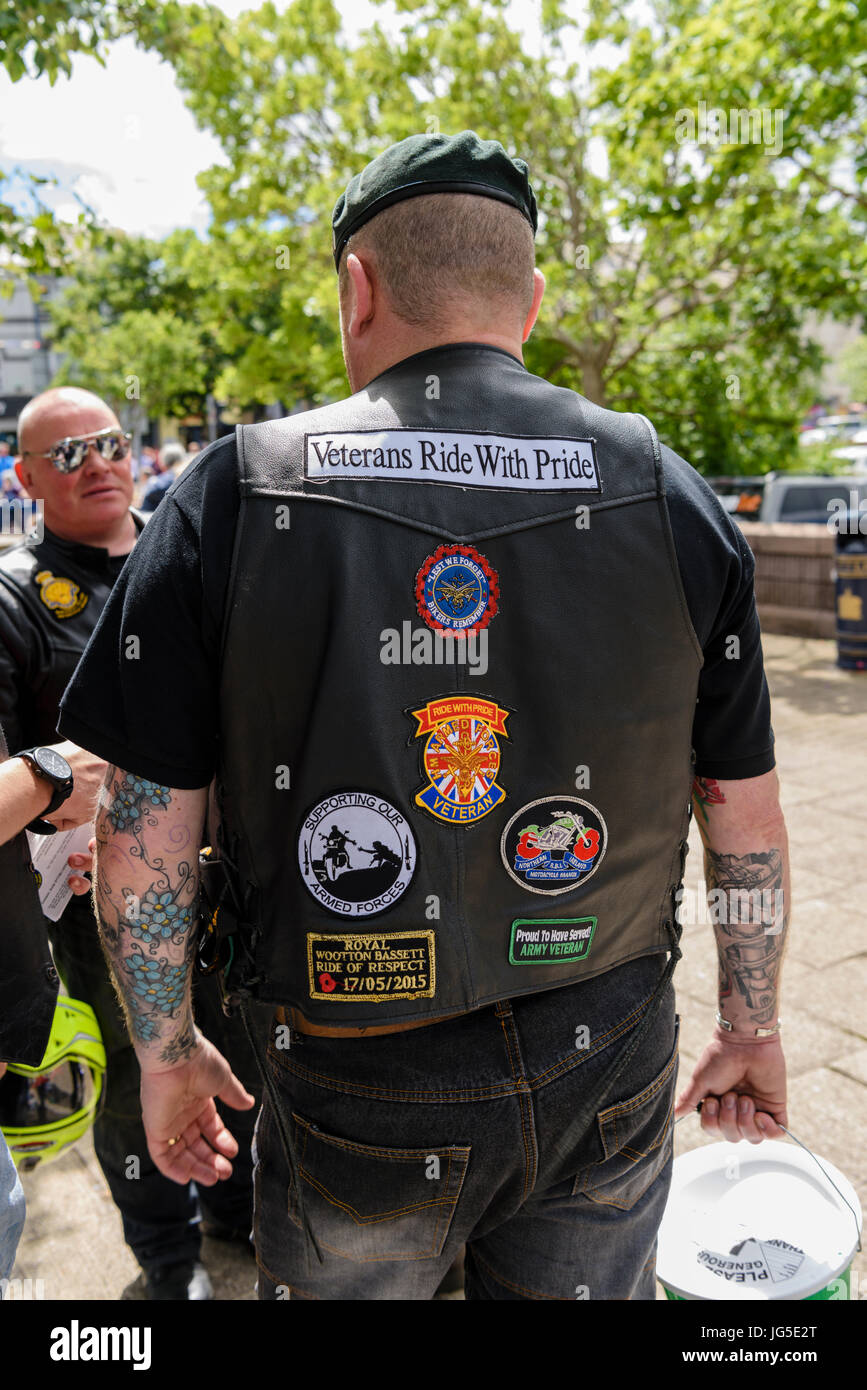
[60,130,788,1300]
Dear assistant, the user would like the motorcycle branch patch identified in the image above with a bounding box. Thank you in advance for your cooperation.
[500,796,607,895]
[408,695,510,824]
[298,791,417,918]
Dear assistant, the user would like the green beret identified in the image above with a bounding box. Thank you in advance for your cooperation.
[332,130,538,270]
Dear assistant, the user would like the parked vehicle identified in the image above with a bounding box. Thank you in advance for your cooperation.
[800,415,867,446]
[706,474,867,526]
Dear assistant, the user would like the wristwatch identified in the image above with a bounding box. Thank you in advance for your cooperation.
[17,746,74,835]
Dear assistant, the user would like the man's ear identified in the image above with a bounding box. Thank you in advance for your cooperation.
[522,269,546,343]
[14,460,33,497]
[344,252,376,339]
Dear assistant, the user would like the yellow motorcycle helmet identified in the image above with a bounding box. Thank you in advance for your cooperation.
[0,996,105,1171]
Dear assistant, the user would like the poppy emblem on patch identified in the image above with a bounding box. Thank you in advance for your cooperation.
[415,544,499,635]
[409,695,509,824]
[500,796,608,895]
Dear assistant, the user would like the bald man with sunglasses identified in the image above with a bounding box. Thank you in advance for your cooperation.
[0,387,260,1300]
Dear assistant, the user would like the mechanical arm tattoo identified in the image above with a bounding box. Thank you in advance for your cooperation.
[95,769,199,1062]
[705,847,787,1026]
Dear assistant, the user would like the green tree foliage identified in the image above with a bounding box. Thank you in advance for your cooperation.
[44,0,867,467]
[49,231,214,416]
[840,338,867,404]
[0,1,199,83]
[52,306,207,420]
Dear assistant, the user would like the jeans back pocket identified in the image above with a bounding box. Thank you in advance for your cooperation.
[572,1018,679,1211]
[288,1112,471,1262]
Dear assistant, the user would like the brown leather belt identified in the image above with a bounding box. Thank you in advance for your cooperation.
[274,1004,458,1039]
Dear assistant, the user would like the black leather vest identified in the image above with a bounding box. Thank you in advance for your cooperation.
[0,725,58,1064]
[216,345,703,1024]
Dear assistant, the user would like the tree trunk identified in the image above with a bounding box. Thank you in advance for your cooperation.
[581,358,606,407]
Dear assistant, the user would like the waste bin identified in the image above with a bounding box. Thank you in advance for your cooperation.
[835,520,867,670]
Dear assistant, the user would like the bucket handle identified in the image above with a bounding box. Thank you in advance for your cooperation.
[677,1104,862,1253]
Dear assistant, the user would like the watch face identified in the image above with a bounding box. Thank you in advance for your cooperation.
[37,747,71,781]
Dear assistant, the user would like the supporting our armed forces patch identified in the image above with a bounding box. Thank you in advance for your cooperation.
[298,790,416,918]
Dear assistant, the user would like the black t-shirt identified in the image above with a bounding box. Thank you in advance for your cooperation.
[59,413,775,788]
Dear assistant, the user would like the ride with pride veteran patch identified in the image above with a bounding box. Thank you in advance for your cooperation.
[304,429,601,493]
[408,695,510,824]
[307,930,436,1002]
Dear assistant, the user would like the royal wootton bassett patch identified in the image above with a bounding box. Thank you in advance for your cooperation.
[307,930,435,1002]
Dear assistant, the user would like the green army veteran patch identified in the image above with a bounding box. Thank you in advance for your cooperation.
[509,918,597,965]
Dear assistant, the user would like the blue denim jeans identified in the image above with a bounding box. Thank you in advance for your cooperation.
[50,901,266,1274]
[253,954,678,1300]
[0,1129,25,1283]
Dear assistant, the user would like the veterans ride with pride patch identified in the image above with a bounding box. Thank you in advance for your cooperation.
[305,429,601,492]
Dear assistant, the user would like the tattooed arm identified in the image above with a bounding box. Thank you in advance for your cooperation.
[94,766,253,1185]
[675,769,790,1143]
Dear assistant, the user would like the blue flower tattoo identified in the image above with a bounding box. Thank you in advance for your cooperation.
[129,890,193,947]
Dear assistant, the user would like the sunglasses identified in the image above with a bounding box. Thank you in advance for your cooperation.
[25,428,132,474]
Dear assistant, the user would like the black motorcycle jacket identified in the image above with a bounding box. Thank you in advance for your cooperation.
[0,513,145,753]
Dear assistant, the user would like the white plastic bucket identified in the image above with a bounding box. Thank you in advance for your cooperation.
[657,1140,862,1301]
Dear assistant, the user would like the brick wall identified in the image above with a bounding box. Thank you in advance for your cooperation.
[735,521,836,638]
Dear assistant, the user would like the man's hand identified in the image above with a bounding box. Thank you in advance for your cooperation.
[140,1031,255,1186]
[67,836,96,894]
[674,1035,787,1142]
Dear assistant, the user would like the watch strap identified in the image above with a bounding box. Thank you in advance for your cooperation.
[18,748,73,829]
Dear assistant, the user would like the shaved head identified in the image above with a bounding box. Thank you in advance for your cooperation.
[18,387,119,455]
[15,386,134,550]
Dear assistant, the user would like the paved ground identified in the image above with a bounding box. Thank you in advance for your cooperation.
[4,633,865,1301]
